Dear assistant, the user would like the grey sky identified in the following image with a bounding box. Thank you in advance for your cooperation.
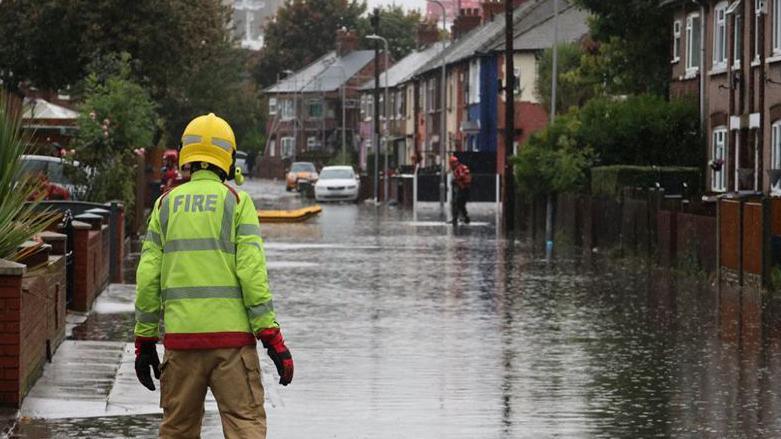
[367,0,427,12]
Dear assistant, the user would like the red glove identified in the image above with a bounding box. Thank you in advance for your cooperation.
[258,328,294,386]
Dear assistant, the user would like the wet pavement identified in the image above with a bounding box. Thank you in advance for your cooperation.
[14,178,781,438]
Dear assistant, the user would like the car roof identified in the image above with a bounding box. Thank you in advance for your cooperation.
[291,161,315,165]
[321,166,353,171]
[21,154,64,162]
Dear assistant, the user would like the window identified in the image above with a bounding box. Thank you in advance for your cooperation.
[712,127,727,192]
[686,13,702,72]
[307,136,321,149]
[772,121,781,192]
[280,99,295,120]
[756,0,763,59]
[734,15,743,64]
[468,60,480,104]
[713,2,728,68]
[513,66,522,96]
[775,0,781,53]
[268,139,276,157]
[673,20,682,62]
[426,79,436,112]
[281,137,294,158]
[307,99,323,119]
[269,97,278,116]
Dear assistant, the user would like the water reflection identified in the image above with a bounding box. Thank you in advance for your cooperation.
[16,198,781,438]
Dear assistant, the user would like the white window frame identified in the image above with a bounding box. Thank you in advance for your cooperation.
[281,137,294,158]
[686,13,702,74]
[734,14,743,65]
[268,139,276,157]
[280,99,295,121]
[468,60,480,104]
[269,97,278,116]
[775,0,781,54]
[772,121,781,192]
[712,127,728,192]
[673,20,682,62]
[713,2,728,69]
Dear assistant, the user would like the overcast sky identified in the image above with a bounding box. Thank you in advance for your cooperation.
[367,0,427,12]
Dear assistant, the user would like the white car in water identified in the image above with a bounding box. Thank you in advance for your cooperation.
[314,166,360,202]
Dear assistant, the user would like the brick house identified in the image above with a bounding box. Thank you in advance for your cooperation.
[260,30,387,178]
[411,0,588,178]
[667,0,781,195]
[357,23,446,171]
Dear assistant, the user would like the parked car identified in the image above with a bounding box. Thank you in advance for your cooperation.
[235,150,249,175]
[286,162,318,191]
[314,166,359,202]
[19,155,85,200]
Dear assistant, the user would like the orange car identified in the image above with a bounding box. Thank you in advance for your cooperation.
[285,162,318,191]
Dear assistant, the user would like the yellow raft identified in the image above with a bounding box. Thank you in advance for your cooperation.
[257,205,322,223]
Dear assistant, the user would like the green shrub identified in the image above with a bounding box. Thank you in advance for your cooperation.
[591,165,701,198]
[578,95,703,167]
[512,112,593,196]
[0,94,59,260]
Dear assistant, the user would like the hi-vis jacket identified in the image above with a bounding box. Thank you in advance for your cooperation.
[134,170,277,350]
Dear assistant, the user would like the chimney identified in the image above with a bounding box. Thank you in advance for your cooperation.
[336,28,358,56]
[451,8,481,40]
[481,0,530,23]
[416,21,440,49]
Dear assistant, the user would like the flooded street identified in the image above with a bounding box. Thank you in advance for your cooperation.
[15,179,781,438]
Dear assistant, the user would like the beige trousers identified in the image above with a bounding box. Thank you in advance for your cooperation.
[159,345,266,438]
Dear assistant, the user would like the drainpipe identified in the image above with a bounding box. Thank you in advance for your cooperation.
[759,1,766,192]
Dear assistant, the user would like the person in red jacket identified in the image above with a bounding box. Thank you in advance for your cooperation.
[449,155,472,226]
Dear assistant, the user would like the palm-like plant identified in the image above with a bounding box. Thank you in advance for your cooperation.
[0,93,59,261]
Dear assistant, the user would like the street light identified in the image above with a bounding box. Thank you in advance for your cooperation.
[366,34,390,203]
[427,0,448,214]
[331,62,349,165]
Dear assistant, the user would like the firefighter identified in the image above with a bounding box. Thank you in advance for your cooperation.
[134,113,293,438]
[449,155,472,226]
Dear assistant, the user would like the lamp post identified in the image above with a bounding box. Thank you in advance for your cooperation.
[331,63,349,165]
[427,0,447,214]
[366,34,390,203]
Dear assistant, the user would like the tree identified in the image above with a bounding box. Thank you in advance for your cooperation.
[0,0,259,143]
[69,54,158,219]
[512,112,592,196]
[253,0,367,88]
[535,42,598,116]
[574,0,672,96]
[356,5,423,60]
[578,95,702,167]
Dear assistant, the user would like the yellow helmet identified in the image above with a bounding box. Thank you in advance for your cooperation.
[179,113,236,175]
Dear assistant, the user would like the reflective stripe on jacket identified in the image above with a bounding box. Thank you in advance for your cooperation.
[134,170,277,350]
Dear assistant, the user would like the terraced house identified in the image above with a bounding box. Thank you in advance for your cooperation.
[407,0,588,177]
[667,0,781,195]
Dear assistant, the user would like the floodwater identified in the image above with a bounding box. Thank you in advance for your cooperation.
[14,179,781,438]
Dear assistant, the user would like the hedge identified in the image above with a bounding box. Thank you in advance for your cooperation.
[591,165,701,198]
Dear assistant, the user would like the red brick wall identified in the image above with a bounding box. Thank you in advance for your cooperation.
[0,256,66,407]
[0,272,22,406]
[72,228,106,312]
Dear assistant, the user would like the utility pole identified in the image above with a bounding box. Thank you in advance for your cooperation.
[371,9,381,204]
[427,0,447,215]
[502,0,515,231]
[545,0,559,259]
